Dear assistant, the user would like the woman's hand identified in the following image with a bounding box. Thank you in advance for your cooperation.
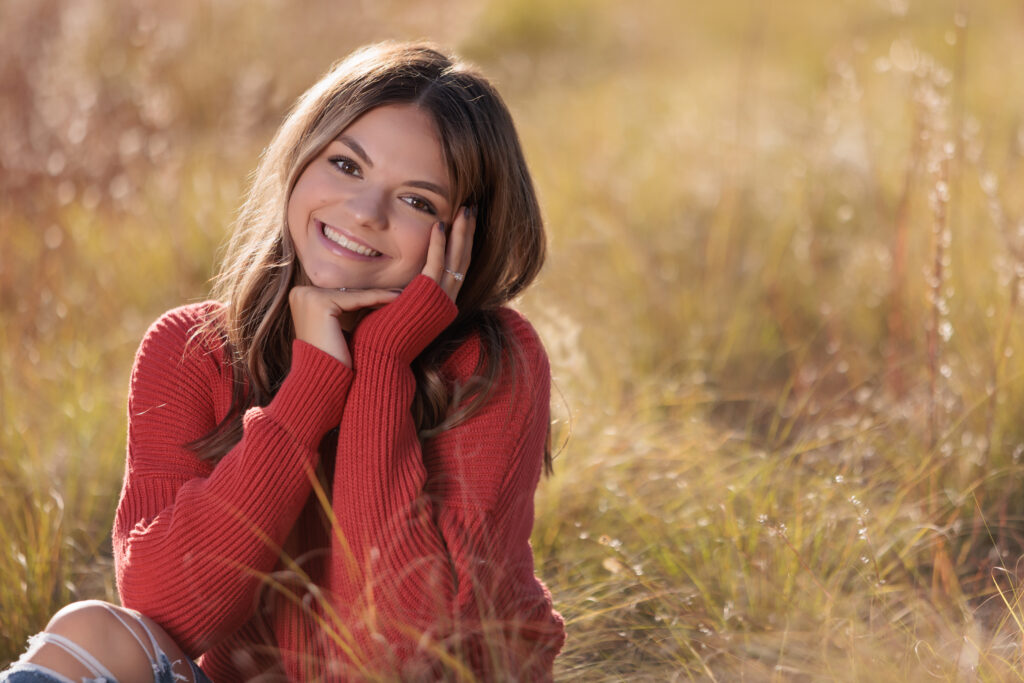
[295,205,473,366]
[289,287,399,366]
[423,205,476,302]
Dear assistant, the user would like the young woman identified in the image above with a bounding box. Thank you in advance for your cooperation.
[2,42,565,682]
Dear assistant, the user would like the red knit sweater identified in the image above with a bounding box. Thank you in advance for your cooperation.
[113,275,565,681]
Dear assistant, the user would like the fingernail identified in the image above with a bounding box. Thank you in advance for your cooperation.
[389,288,403,294]
[471,204,478,218]
[438,221,446,235]
[463,206,472,219]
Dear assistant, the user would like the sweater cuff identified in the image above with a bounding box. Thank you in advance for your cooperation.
[262,339,353,444]
[351,275,458,363]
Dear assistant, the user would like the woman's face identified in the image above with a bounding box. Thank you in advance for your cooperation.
[287,103,452,290]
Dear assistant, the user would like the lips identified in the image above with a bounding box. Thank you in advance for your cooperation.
[318,220,382,257]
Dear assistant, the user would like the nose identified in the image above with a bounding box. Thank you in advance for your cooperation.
[344,186,388,230]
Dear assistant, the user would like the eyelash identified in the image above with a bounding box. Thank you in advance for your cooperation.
[327,155,438,216]
[402,196,437,215]
[328,156,362,177]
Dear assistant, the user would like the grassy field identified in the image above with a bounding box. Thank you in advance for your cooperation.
[4,0,1024,679]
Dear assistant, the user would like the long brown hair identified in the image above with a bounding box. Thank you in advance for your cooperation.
[190,42,549,471]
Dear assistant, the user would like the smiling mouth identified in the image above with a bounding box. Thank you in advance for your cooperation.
[320,221,382,257]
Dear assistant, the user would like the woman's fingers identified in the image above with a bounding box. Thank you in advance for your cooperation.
[331,287,403,310]
[291,286,400,315]
[422,220,447,285]
[461,206,476,270]
[428,206,476,302]
[289,286,400,365]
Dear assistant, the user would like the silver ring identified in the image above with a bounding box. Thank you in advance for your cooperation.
[444,268,465,282]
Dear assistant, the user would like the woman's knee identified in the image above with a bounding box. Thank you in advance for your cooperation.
[44,599,119,640]
[25,600,194,683]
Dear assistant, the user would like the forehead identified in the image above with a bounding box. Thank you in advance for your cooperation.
[339,104,444,163]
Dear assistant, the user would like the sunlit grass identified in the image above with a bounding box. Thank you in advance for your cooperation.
[5,0,1024,678]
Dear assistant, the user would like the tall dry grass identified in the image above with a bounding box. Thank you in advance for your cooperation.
[4,0,1024,679]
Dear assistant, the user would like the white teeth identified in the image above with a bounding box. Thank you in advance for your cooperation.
[322,223,381,257]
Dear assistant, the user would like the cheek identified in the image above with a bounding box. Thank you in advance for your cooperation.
[403,227,433,266]
[285,204,306,262]
[285,182,304,232]
[285,200,299,239]
[286,174,322,242]
[287,165,325,219]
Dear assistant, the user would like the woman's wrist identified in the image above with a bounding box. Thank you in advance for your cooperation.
[262,339,354,443]
[351,275,458,364]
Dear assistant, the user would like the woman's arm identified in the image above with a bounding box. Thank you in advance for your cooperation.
[323,277,563,679]
[114,303,354,658]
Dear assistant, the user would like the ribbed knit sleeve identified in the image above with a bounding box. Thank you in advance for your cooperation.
[114,303,353,658]
[319,276,565,680]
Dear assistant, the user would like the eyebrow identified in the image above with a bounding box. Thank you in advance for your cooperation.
[337,135,373,168]
[336,134,450,199]
[406,179,450,197]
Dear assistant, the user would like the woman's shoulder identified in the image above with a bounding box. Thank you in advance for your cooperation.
[141,300,224,343]
[145,300,224,334]
[133,300,228,377]
[445,306,549,380]
[495,306,547,363]
[493,306,541,340]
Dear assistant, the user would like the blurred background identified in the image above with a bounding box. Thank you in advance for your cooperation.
[4,0,1024,678]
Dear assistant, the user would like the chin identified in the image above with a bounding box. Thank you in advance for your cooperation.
[300,265,355,289]
[298,262,417,291]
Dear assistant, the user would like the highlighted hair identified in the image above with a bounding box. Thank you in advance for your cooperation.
[190,42,549,472]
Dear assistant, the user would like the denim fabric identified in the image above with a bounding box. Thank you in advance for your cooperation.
[0,605,213,683]
[0,662,88,683]
[0,658,211,683]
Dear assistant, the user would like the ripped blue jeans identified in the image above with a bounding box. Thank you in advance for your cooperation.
[0,603,211,683]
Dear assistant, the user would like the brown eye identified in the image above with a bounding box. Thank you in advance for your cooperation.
[328,156,362,177]
[401,195,437,215]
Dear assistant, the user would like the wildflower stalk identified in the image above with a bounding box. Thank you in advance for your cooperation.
[981,173,1022,466]
[926,156,949,455]
[919,52,957,600]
